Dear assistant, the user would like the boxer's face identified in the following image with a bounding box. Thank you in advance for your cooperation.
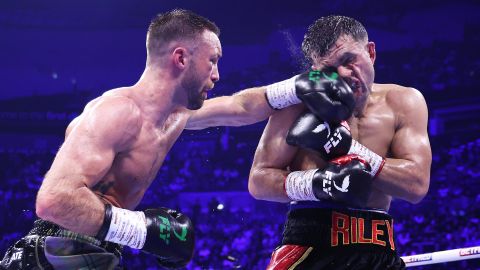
[312,35,376,110]
[182,30,222,110]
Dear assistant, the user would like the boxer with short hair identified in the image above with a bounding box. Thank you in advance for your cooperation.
[1,9,220,270]
[0,9,359,270]
[249,15,431,269]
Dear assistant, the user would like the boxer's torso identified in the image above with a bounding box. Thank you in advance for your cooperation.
[290,83,403,211]
[66,88,192,210]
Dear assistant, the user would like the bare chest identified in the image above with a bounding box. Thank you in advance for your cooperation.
[348,106,396,157]
[97,112,189,208]
[120,113,189,181]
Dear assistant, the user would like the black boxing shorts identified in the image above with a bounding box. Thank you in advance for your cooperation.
[0,219,123,270]
[266,201,406,270]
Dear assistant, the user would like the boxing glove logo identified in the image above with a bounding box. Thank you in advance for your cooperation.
[157,215,188,245]
[322,172,350,198]
[313,122,331,137]
[324,130,343,154]
[323,171,333,196]
[333,175,350,192]
[158,216,172,244]
[308,70,339,82]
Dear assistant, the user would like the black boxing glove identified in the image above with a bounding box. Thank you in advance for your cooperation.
[96,205,194,269]
[284,155,373,207]
[265,67,355,123]
[286,111,386,177]
[286,111,352,159]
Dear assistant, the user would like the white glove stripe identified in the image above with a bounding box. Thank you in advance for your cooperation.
[348,140,385,177]
[105,206,147,249]
[285,169,319,201]
[266,76,301,109]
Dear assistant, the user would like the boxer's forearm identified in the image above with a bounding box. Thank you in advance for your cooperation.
[36,184,105,236]
[186,87,274,130]
[248,167,291,203]
[374,158,430,204]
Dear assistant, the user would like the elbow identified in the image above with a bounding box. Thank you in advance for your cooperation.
[409,188,428,204]
[248,178,262,200]
[248,172,267,200]
[35,189,65,221]
[35,194,52,220]
[408,176,430,204]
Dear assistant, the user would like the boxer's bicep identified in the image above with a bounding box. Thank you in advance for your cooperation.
[379,88,432,202]
[390,88,431,177]
[248,105,304,202]
[253,119,297,170]
[44,97,140,190]
[185,87,273,130]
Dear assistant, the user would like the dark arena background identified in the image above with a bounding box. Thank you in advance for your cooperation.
[1,0,479,269]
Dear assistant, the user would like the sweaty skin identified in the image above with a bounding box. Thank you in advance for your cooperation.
[35,30,275,236]
[249,35,432,211]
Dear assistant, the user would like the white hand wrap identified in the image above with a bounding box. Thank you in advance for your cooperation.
[348,140,385,177]
[105,206,147,249]
[265,76,301,109]
[284,169,319,201]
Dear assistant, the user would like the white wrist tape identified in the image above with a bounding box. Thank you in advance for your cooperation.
[265,76,301,109]
[348,140,385,177]
[285,169,319,201]
[105,206,147,249]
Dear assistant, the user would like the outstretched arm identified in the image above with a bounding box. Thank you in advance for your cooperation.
[186,68,355,130]
[186,86,274,130]
[35,96,140,236]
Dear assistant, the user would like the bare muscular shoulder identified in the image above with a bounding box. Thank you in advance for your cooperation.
[373,83,427,127]
[65,89,142,150]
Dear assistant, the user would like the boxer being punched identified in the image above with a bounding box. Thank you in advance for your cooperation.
[0,10,356,270]
[249,15,431,269]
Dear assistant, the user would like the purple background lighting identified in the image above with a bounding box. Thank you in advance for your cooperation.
[1,1,479,269]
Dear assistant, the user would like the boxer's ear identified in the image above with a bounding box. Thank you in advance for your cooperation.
[173,47,188,70]
[367,42,376,65]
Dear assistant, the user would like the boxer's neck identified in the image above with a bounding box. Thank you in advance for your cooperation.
[132,67,185,124]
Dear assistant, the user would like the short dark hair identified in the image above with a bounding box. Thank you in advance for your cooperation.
[147,9,220,56]
[302,15,368,63]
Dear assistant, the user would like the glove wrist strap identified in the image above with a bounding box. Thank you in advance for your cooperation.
[265,76,301,109]
[348,140,385,177]
[96,204,112,240]
[104,205,147,249]
[285,169,319,201]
